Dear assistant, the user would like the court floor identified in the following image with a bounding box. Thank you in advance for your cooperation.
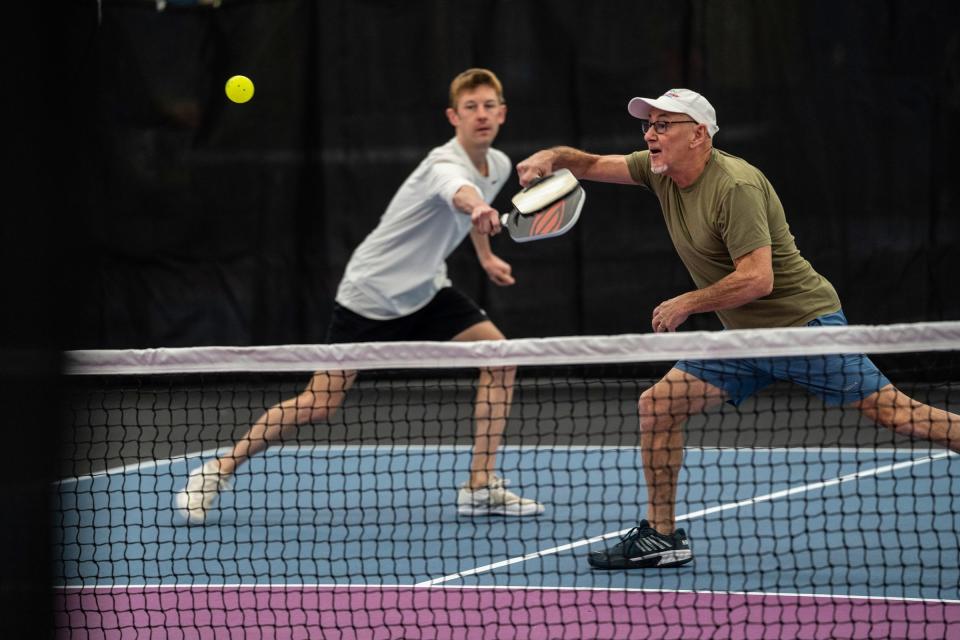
[54,444,960,638]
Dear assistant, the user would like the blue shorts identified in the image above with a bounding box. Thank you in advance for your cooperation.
[675,310,891,407]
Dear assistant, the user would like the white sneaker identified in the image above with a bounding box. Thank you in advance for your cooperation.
[490,474,510,487]
[457,476,544,517]
[175,460,232,524]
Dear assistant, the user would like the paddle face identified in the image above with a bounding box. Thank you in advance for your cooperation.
[501,183,585,242]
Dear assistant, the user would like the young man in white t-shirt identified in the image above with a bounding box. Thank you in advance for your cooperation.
[177,68,543,522]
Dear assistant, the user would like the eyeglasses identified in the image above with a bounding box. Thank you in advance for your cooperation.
[640,119,698,134]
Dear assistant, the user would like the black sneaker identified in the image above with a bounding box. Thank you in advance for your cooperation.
[587,520,693,569]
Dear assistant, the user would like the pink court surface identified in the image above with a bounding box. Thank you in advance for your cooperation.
[57,585,960,639]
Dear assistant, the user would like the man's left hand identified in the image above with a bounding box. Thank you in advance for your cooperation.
[480,255,515,286]
[652,295,691,332]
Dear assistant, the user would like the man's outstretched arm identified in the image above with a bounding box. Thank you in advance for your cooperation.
[453,184,515,285]
[517,146,637,187]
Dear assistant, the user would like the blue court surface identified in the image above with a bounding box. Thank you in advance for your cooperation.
[55,445,960,601]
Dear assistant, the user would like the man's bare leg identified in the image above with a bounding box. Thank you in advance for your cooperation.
[452,320,541,516]
[451,320,515,489]
[853,384,960,452]
[468,364,516,488]
[177,370,356,523]
[586,367,725,568]
[219,369,357,476]
[639,368,726,534]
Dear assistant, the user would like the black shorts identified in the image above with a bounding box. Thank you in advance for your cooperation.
[326,287,490,344]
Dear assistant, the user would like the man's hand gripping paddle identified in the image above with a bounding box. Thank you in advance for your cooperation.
[500,169,585,242]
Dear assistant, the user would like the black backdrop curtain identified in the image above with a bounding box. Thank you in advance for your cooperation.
[63,0,960,348]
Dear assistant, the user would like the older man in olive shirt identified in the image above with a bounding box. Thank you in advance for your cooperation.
[491,88,960,570]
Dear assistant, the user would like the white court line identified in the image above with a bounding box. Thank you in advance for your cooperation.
[55,443,920,486]
[54,446,228,486]
[55,444,934,486]
[51,582,960,605]
[416,450,958,587]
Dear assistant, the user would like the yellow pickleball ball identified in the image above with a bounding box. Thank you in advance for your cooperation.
[225,75,254,103]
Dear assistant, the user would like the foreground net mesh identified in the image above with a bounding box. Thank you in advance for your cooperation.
[56,323,960,638]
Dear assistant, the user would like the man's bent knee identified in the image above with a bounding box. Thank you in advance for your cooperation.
[639,386,681,433]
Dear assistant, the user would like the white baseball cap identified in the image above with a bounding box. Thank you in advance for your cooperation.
[627,88,719,137]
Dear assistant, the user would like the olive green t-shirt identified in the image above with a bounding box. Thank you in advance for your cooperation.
[626,148,840,329]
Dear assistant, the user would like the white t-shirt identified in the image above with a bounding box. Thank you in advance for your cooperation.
[335,137,511,319]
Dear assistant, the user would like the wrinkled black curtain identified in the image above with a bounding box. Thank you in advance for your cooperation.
[64,0,960,348]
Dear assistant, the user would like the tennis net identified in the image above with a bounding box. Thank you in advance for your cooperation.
[55,322,960,638]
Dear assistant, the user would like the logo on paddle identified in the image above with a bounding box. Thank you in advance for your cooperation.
[530,201,566,236]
